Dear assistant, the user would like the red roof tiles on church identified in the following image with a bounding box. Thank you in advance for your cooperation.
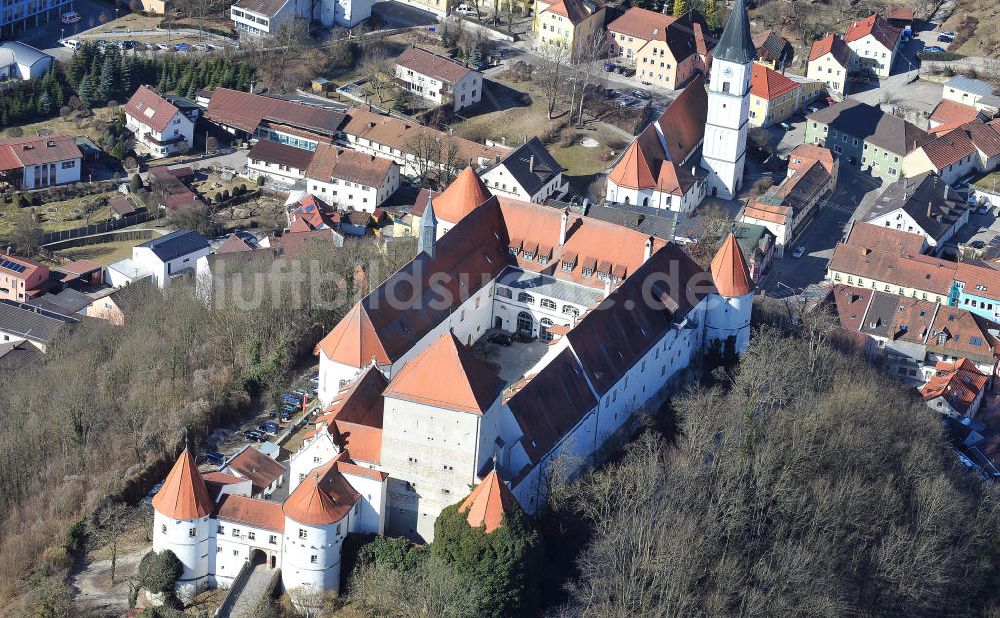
[432,166,493,223]
[315,302,390,366]
[151,449,213,520]
[283,455,360,526]
[711,234,753,297]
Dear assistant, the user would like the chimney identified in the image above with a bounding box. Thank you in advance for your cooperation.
[529,155,535,174]
[603,277,612,298]
[496,154,501,163]
[523,134,528,144]
[643,236,653,261]
[559,208,569,245]
[500,135,506,146]
[927,201,933,219]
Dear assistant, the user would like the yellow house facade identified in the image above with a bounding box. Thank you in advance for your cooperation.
[533,0,606,61]
[749,64,824,128]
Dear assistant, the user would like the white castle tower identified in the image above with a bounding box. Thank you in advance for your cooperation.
[701,0,755,199]
[706,233,754,356]
[281,460,358,600]
[151,448,213,600]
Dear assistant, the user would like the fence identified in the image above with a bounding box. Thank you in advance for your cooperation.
[40,211,153,246]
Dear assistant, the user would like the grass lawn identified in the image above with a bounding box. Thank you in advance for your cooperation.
[52,237,147,265]
[14,106,117,145]
[974,171,1000,192]
[3,189,122,233]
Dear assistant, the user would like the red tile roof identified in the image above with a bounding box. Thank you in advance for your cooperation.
[459,469,519,533]
[607,7,675,40]
[305,143,394,188]
[607,124,660,190]
[432,166,493,223]
[828,242,956,294]
[335,459,388,482]
[205,88,346,135]
[315,302,390,367]
[809,34,851,65]
[383,332,503,414]
[319,366,387,428]
[396,46,473,84]
[215,494,285,532]
[282,454,360,525]
[788,143,835,175]
[543,0,596,24]
[248,139,315,170]
[920,358,988,415]
[216,234,255,254]
[846,14,901,50]
[711,233,753,297]
[124,85,180,134]
[750,63,799,101]
[227,446,285,494]
[151,449,213,520]
[829,284,875,332]
[0,135,82,168]
[920,126,977,169]
[930,99,980,127]
[846,221,925,256]
[332,420,383,464]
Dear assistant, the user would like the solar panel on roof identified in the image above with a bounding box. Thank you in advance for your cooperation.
[0,259,27,273]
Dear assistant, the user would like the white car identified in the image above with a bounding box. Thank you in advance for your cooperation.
[155,43,169,50]
[455,4,478,15]
[61,39,80,49]
[792,246,806,258]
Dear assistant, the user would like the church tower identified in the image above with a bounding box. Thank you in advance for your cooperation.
[701,0,755,200]
[706,233,754,356]
[418,195,437,258]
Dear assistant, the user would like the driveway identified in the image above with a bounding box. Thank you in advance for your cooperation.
[17,0,115,59]
[372,1,439,28]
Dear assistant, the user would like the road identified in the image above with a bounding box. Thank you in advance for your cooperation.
[760,167,881,298]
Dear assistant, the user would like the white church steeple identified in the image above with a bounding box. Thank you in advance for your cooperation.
[701,0,755,200]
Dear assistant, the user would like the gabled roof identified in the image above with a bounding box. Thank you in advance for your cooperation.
[607,124,661,190]
[0,135,82,168]
[248,139,315,170]
[459,469,519,533]
[216,234,255,254]
[846,14,901,50]
[151,449,213,520]
[809,33,852,66]
[945,75,996,97]
[383,332,503,414]
[859,292,937,344]
[542,0,597,24]
[607,7,675,40]
[829,284,876,333]
[0,301,77,344]
[865,172,966,240]
[965,119,1000,157]
[750,64,799,101]
[215,494,285,532]
[711,233,753,297]
[712,0,756,64]
[124,85,180,134]
[318,365,387,428]
[808,98,927,155]
[432,166,493,223]
[137,229,210,262]
[283,454,360,525]
[226,446,285,494]
[484,137,563,197]
[505,349,598,463]
[656,74,708,164]
[828,242,956,294]
[566,243,708,395]
[753,30,789,62]
[846,221,925,256]
[930,99,981,128]
[205,88,346,135]
[927,303,1000,363]
[305,143,394,188]
[396,46,473,84]
[920,358,988,414]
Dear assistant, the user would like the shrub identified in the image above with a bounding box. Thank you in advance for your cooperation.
[256,175,266,187]
[5,127,24,138]
[138,550,183,594]
[213,192,222,203]
[130,174,143,193]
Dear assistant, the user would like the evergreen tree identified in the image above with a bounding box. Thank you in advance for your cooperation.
[98,55,119,102]
[37,92,52,116]
[78,76,97,109]
[432,502,542,617]
[672,0,686,16]
[469,42,483,69]
[705,0,721,29]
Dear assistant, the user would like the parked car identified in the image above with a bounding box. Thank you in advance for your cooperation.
[779,121,793,130]
[199,452,225,466]
[279,410,294,423]
[156,43,169,50]
[971,240,986,250]
[617,96,635,108]
[60,39,80,49]
[175,43,190,52]
[282,393,301,405]
[792,246,806,258]
[631,89,650,100]
[60,11,81,24]
[455,3,478,14]
[488,332,513,346]
[603,63,616,72]
[243,429,266,442]
[924,46,946,53]
[939,30,956,37]
[937,34,954,42]
[258,422,279,435]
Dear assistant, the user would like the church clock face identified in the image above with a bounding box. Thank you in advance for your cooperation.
[722,66,734,77]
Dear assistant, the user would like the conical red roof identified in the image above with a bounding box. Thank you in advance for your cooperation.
[383,332,503,414]
[283,456,360,526]
[151,449,213,520]
[432,167,492,224]
[459,469,518,533]
[711,233,753,297]
[608,125,660,190]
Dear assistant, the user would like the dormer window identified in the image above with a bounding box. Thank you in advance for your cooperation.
[509,247,519,256]
[582,268,593,277]
[562,261,573,272]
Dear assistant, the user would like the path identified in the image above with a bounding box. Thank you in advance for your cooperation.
[71,545,149,614]
[228,563,278,618]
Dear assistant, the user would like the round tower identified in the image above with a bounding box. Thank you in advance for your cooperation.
[706,233,754,357]
[281,464,359,602]
[151,448,213,600]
